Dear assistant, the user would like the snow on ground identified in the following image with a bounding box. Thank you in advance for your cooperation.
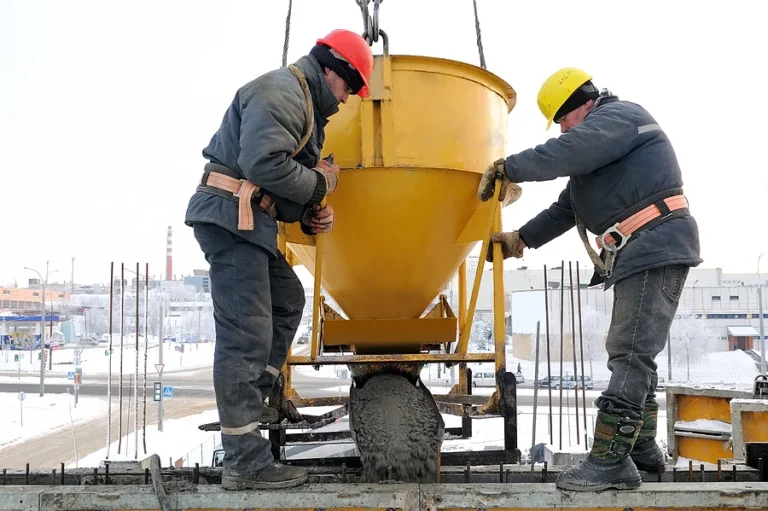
[415,346,759,389]
[0,342,216,378]
[72,408,221,469]
[0,392,107,451]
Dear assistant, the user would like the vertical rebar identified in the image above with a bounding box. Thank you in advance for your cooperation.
[688,460,693,481]
[143,263,149,455]
[717,459,722,481]
[531,321,541,473]
[107,262,114,459]
[568,262,580,444]
[60,463,64,485]
[576,261,588,446]
[135,263,140,460]
[543,265,553,445]
[119,263,125,453]
[559,262,565,450]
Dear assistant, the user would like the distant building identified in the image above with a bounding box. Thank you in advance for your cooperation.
[184,270,210,293]
[0,287,69,312]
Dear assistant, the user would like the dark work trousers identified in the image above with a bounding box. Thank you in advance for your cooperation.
[192,222,305,475]
[595,264,689,421]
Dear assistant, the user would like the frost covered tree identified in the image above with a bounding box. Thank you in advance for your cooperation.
[578,305,609,379]
[670,312,709,381]
[469,319,493,352]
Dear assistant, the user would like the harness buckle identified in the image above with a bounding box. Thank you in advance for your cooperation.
[232,179,248,199]
[600,223,630,253]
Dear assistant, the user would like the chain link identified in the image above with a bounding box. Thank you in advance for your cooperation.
[472,0,487,70]
[356,0,382,45]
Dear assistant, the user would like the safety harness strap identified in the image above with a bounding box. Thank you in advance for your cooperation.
[578,189,690,280]
[196,64,316,231]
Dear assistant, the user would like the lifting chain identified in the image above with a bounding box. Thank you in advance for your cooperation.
[356,0,389,56]
[472,0,487,69]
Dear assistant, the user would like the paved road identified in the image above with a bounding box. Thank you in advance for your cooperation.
[0,398,216,470]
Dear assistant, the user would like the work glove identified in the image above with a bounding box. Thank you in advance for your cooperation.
[477,158,522,207]
[314,158,339,195]
[485,231,525,262]
[301,204,335,235]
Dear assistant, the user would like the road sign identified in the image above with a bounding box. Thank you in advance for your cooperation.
[153,381,161,402]
[67,371,75,380]
[14,354,19,362]
[155,363,165,374]
[163,386,174,398]
[18,391,25,401]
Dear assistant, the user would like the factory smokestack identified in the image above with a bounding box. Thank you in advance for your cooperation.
[166,226,173,281]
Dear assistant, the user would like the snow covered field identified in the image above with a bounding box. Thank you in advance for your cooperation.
[72,408,221,469]
[0,341,215,379]
[0,392,107,451]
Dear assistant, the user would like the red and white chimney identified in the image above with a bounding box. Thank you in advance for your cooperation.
[166,226,173,281]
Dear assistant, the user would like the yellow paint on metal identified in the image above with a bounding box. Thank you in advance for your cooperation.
[677,395,733,423]
[322,318,458,351]
[492,205,506,380]
[282,54,515,329]
[742,411,768,444]
[287,353,496,365]
[678,436,733,464]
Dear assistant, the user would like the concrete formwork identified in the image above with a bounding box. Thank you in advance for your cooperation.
[731,398,768,461]
[3,483,768,511]
[666,384,752,464]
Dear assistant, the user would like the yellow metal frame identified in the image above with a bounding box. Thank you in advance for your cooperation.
[278,180,506,412]
[275,51,512,414]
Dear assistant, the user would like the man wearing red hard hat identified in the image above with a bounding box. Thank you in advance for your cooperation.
[184,29,373,490]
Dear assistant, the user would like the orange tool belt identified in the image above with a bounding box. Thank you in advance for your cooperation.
[595,194,689,251]
[200,168,278,231]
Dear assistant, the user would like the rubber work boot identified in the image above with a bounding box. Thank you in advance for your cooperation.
[260,405,279,424]
[630,402,666,473]
[555,411,643,492]
[221,462,308,490]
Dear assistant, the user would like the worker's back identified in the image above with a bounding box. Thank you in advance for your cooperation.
[567,92,702,286]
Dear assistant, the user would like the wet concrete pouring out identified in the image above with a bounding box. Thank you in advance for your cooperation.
[349,371,444,483]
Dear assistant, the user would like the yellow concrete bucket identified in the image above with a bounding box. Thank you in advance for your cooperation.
[281,53,515,356]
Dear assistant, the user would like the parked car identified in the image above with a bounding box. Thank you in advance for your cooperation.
[656,376,667,392]
[472,371,525,386]
[551,375,593,390]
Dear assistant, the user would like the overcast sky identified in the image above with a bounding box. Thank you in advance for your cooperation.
[1,0,766,288]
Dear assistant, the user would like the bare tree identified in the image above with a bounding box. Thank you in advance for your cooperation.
[670,312,709,381]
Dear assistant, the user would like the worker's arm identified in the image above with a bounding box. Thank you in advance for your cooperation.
[236,81,328,205]
[503,103,637,183]
[517,182,575,249]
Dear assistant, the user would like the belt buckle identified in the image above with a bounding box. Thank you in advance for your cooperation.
[600,223,630,253]
[232,179,247,198]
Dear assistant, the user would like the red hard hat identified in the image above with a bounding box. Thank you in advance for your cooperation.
[317,29,374,98]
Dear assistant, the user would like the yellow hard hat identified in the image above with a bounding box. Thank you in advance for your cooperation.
[537,67,593,130]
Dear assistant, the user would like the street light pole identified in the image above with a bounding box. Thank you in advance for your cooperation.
[758,254,766,376]
[24,262,49,397]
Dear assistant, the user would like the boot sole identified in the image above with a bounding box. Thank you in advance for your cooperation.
[556,478,641,492]
[221,473,308,490]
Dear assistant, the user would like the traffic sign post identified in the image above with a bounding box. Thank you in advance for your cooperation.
[18,391,25,426]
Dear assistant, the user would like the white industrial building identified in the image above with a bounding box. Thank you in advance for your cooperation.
[442,261,766,356]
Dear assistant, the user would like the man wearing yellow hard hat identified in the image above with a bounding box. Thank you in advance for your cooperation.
[478,68,702,491]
